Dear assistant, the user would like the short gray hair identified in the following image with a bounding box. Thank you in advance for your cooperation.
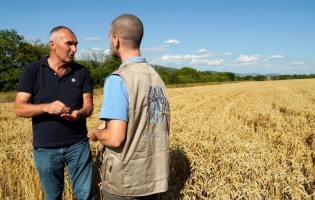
[49,26,75,42]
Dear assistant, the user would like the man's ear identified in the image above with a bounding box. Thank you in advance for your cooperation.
[113,35,119,49]
[49,41,56,51]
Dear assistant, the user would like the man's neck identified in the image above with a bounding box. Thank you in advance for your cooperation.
[48,55,69,71]
[120,49,142,63]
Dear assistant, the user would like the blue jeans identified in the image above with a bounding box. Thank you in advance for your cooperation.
[33,141,95,200]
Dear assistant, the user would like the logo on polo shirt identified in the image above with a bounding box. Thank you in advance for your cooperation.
[71,78,76,82]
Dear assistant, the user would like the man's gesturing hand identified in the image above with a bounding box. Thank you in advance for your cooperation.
[61,110,81,121]
[87,128,100,142]
[45,100,70,115]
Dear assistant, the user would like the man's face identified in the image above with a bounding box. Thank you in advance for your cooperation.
[53,29,78,64]
[109,26,119,58]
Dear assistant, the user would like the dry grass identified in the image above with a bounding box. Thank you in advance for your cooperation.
[0,91,16,103]
[1,79,315,199]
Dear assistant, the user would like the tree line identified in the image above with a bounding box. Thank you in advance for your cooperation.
[1,29,314,92]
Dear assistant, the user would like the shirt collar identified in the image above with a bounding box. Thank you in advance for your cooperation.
[119,57,146,69]
[40,56,73,69]
[40,56,50,67]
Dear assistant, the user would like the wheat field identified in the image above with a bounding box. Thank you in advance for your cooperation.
[1,79,315,199]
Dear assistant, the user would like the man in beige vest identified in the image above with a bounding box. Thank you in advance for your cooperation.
[87,14,170,199]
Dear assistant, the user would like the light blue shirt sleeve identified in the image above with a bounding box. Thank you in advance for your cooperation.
[99,75,129,121]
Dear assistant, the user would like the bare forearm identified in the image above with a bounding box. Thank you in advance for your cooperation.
[97,129,112,146]
[88,128,125,147]
[15,92,70,118]
[14,102,49,118]
[91,128,115,147]
[78,105,93,119]
[88,120,127,147]
[78,92,93,119]
[89,128,116,147]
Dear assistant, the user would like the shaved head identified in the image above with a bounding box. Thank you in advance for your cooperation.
[110,14,143,49]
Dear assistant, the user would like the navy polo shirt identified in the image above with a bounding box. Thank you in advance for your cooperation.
[17,56,93,147]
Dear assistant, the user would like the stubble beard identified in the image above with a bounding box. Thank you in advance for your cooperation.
[111,49,120,58]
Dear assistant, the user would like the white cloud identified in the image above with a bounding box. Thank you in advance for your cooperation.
[24,37,38,42]
[263,55,285,62]
[266,63,274,67]
[291,61,305,65]
[164,39,180,44]
[208,59,224,65]
[225,52,232,55]
[288,66,302,70]
[235,62,253,66]
[142,45,169,53]
[197,49,207,53]
[104,49,111,54]
[274,60,285,63]
[269,55,284,59]
[262,63,273,69]
[235,54,261,63]
[198,53,215,58]
[149,53,224,66]
[89,48,111,55]
[76,48,111,61]
[91,47,103,51]
[24,37,45,45]
[85,37,104,42]
[275,65,307,70]
[190,59,210,65]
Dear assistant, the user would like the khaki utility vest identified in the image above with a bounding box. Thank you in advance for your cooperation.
[101,61,170,196]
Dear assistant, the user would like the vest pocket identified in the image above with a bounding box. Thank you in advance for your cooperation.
[122,150,169,187]
[104,160,113,181]
[101,148,113,182]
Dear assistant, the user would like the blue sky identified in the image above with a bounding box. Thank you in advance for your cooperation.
[1,0,314,75]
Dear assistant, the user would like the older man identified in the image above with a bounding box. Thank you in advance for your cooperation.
[14,26,95,200]
[88,14,170,200]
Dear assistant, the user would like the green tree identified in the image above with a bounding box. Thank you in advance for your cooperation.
[169,70,179,84]
[224,72,235,81]
[0,29,49,91]
[177,67,199,82]
[253,75,266,81]
[0,29,24,68]
[76,53,122,88]
[104,54,121,72]
[156,67,171,84]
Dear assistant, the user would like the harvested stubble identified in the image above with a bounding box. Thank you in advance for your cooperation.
[1,79,315,199]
